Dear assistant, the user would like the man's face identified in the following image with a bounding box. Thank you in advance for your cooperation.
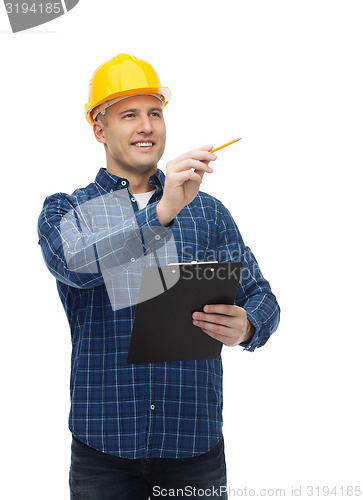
[98,95,166,175]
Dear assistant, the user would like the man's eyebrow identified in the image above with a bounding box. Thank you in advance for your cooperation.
[118,107,163,116]
[119,108,137,115]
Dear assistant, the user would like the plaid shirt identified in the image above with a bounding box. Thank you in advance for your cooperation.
[38,167,280,459]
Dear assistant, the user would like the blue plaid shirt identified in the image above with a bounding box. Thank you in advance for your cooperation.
[38,167,280,459]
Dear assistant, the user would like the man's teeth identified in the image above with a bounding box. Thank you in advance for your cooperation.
[134,142,153,147]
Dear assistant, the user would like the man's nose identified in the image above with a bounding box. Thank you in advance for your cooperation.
[136,115,152,134]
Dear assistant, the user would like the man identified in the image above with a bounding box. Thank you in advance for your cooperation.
[38,54,280,499]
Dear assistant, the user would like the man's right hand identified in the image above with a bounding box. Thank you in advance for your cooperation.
[156,145,217,226]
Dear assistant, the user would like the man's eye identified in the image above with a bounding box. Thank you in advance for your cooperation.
[123,114,135,119]
[150,112,161,117]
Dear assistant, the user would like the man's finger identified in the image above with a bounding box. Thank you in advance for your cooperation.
[203,304,241,317]
[192,312,234,328]
[179,147,217,163]
[192,318,234,337]
[178,159,214,173]
[201,328,239,347]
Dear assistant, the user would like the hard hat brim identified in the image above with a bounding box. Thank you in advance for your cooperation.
[85,87,171,125]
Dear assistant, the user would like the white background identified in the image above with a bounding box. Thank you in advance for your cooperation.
[1,1,362,498]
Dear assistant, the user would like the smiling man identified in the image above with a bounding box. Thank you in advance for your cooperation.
[38,54,280,499]
[94,95,166,184]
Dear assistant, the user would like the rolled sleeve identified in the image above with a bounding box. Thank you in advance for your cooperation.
[215,200,280,352]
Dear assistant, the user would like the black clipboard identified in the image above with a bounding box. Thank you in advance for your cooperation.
[127,262,243,363]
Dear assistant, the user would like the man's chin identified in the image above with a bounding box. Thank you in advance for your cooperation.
[132,152,163,172]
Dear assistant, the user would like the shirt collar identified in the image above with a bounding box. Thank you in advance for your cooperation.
[95,168,165,194]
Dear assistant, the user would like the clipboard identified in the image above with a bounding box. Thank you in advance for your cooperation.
[127,261,243,363]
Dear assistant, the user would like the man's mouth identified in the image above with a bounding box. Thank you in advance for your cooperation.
[132,142,154,148]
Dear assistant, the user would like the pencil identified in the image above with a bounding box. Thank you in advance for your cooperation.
[210,138,241,154]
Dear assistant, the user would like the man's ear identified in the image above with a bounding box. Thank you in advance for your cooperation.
[93,121,107,144]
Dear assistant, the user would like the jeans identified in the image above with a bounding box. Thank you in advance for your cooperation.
[69,435,227,499]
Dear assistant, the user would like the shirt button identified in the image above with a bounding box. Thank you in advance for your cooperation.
[110,189,113,194]
[154,235,161,240]
[150,404,155,410]
[121,181,127,186]
[130,257,136,262]
[131,197,136,202]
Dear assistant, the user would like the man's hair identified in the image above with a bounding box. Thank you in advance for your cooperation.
[95,112,108,126]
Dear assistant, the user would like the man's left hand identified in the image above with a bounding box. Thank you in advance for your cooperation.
[192,304,255,347]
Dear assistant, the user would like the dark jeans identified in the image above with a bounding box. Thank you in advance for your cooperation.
[69,435,227,499]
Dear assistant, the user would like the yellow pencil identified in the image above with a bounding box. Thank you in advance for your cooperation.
[210,138,241,154]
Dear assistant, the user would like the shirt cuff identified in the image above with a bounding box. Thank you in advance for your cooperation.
[239,311,262,352]
[135,201,175,230]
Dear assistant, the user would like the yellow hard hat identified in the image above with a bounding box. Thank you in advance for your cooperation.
[85,54,171,125]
